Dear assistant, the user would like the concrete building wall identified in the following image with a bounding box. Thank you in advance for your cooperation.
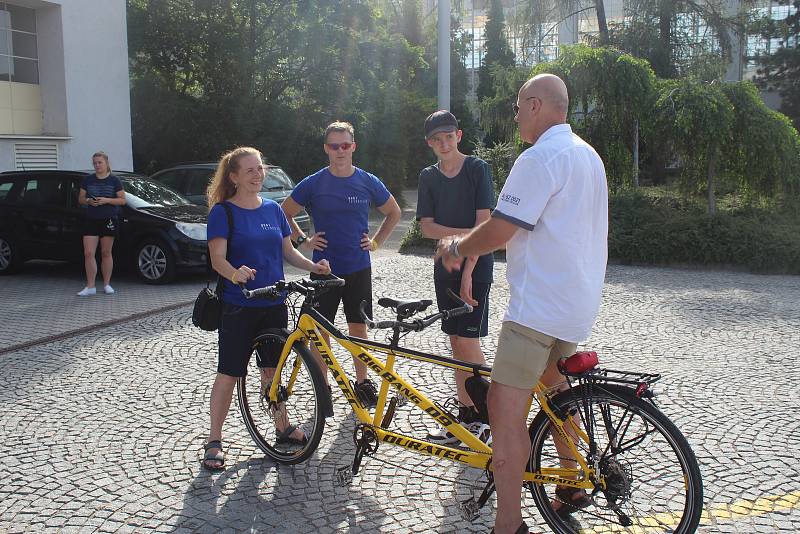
[0,0,132,172]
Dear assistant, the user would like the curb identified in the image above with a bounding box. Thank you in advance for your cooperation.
[0,300,194,356]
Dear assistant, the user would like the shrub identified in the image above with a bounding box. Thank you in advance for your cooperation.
[609,190,800,274]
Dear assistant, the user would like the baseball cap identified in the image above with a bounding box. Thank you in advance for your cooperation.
[424,110,459,139]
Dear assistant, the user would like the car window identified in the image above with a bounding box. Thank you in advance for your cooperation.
[20,178,68,207]
[154,170,186,194]
[121,178,191,208]
[0,179,15,200]
[263,167,294,192]
[185,169,214,196]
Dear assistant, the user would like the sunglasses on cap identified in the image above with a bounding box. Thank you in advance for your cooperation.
[325,142,354,151]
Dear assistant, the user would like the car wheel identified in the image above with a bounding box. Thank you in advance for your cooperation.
[0,235,23,275]
[135,239,175,284]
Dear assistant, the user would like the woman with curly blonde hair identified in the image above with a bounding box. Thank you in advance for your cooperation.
[202,147,330,471]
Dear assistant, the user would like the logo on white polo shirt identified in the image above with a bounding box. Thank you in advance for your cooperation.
[500,193,521,206]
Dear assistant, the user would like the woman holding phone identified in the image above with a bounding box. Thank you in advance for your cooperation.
[77,151,126,296]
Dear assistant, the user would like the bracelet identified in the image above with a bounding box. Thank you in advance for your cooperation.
[370,238,379,252]
[448,239,462,258]
[230,272,237,284]
[294,235,308,247]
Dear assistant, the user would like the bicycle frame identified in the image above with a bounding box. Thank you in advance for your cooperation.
[267,305,597,488]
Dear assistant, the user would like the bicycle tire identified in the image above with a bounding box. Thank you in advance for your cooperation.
[527,384,703,533]
[237,332,327,465]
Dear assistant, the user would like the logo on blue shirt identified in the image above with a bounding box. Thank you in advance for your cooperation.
[260,223,280,231]
[346,195,368,204]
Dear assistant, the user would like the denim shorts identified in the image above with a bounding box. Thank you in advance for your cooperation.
[217,303,288,377]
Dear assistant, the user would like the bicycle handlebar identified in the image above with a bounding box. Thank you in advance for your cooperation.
[241,276,345,300]
[359,288,473,332]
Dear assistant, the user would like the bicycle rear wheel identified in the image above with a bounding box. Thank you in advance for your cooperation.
[237,332,327,464]
[527,384,703,533]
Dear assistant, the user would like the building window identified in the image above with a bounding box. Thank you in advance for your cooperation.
[0,3,38,84]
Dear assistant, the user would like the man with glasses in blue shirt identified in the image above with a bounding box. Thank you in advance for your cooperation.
[282,121,401,407]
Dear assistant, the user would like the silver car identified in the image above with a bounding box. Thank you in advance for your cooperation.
[148,162,311,233]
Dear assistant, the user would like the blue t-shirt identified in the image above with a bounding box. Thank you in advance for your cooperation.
[291,167,391,275]
[207,200,291,308]
[81,174,124,219]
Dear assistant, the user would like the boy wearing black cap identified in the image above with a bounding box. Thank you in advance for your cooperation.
[416,110,495,444]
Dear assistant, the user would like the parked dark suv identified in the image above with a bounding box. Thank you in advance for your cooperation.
[149,162,311,232]
[0,170,208,283]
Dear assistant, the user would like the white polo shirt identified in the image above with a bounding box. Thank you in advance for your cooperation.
[493,124,608,342]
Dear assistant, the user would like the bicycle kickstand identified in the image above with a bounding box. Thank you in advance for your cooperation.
[458,476,495,522]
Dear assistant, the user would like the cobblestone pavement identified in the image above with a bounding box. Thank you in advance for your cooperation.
[2,251,799,533]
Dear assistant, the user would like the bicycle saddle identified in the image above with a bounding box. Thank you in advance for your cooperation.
[558,351,599,375]
[377,297,433,317]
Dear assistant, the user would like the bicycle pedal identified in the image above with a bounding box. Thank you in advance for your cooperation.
[458,497,480,521]
[335,465,354,486]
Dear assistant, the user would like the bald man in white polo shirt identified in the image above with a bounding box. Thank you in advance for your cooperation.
[437,73,608,534]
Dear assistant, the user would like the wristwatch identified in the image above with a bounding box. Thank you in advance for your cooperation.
[448,239,462,258]
[294,235,308,247]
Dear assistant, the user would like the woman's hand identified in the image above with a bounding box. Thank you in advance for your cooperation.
[312,259,331,276]
[230,265,257,284]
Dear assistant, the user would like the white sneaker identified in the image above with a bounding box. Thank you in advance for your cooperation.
[103,285,115,294]
[465,421,492,446]
[426,426,460,445]
[77,287,96,296]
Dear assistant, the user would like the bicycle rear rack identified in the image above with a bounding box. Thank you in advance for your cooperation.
[587,367,661,387]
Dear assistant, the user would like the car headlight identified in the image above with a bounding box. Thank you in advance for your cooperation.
[175,222,207,241]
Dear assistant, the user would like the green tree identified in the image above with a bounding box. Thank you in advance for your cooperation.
[720,81,800,200]
[754,0,800,130]
[127,0,437,197]
[478,0,516,101]
[532,45,657,190]
[603,0,738,79]
[652,78,734,215]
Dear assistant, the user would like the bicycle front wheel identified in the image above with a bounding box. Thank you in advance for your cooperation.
[527,384,703,533]
[237,332,327,465]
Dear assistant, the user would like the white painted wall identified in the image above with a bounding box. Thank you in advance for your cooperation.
[56,0,132,171]
[0,0,132,172]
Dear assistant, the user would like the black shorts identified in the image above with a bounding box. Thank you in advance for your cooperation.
[434,278,491,338]
[217,303,288,377]
[83,217,119,237]
[311,266,372,325]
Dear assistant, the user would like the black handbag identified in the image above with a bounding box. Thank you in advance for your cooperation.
[192,203,233,331]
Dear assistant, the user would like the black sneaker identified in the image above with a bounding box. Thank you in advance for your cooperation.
[354,379,378,408]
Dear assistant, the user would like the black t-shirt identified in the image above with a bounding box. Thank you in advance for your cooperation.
[416,156,495,282]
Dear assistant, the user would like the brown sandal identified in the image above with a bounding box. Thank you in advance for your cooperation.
[553,486,592,517]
